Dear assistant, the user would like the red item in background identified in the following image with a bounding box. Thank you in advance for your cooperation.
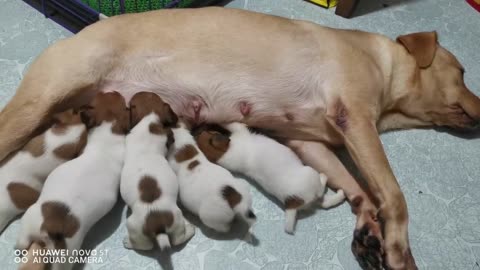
[467,0,480,12]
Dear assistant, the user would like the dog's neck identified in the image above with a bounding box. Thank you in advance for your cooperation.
[171,124,195,149]
[85,122,125,156]
[128,114,168,156]
[374,39,432,131]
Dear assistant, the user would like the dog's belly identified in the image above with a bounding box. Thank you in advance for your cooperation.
[99,52,343,145]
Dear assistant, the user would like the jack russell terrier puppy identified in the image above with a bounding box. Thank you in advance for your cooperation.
[15,92,129,270]
[194,123,346,234]
[121,92,194,251]
[168,121,256,233]
[0,109,87,234]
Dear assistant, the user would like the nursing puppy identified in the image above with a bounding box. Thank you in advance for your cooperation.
[0,109,87,234]
[194,123,345,234]
[168,122,256,233]
[121,92,194,251]
[15,92,129,270]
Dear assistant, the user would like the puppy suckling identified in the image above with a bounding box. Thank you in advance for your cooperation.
[121,92,194,251]
[168,122,256,233]
[15,92,129,270]
[0,109,87,234]
[194,123,345,234]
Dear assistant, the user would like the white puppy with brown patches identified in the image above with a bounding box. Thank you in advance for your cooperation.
[15,92,129,270]
[121,92,194,251]
[0,109,87,235]
[168,122,256,233]
[194,123,346,234]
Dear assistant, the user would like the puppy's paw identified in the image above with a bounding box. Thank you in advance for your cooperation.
[122,236,134,250]
[184,223,196,240]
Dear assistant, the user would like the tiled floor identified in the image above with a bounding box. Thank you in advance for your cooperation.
[1,0,480,269]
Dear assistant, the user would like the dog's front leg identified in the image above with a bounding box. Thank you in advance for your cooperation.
[325,102,417,270]
[288,140,384,269]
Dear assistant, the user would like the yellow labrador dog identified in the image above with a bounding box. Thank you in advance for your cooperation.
[0,7,478,270]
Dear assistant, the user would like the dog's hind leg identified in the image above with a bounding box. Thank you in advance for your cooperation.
[0,36,114,161]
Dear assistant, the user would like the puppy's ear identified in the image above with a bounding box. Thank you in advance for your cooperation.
[210,133,230,150]
[119,107,131,134]
[162,104,178,128]
[77,105,95,128]
[396,31,437,68]
[129,104,142,129]
[166,129,175,149]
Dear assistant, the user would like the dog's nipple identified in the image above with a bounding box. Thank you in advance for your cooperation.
[239,101,251,117]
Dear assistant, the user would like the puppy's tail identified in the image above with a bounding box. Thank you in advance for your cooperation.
[319,189,346,208]
[156,234,171,251]
[19,241,46,270]
[284,208,297,234]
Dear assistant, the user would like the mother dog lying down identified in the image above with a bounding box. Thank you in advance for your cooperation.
[0,7,479,270]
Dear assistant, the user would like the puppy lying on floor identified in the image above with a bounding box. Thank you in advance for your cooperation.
[0,109,87,234]
[168,121,256,233]
[194,123,346,234]
[15,92,129,270]
[121,92,194,251]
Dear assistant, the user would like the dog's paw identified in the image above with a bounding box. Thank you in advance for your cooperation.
[351,216,384,270]
[122,236,133,250]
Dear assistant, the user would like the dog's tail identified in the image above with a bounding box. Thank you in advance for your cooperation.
[156,234,171,251]
[145,210,174,251]
[284,208,297,234]
[19,241,46,270]
[319,189,346,208]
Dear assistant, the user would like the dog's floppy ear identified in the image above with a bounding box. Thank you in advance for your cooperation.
[77,105,96,128]
[162,104,178,127]
[396,31,438,68]
[129,104,142,129]
[209,133,230,150]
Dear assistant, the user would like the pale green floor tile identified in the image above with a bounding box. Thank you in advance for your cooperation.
[1,0,480,269]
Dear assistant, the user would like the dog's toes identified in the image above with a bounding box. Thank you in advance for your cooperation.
[122,236,133,250]
[351,220,384,270]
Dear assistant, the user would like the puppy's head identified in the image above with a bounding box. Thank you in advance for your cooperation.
[79,92,130,135]
[192,124,231,163]
[51,109,84,127]
[129,92,178,129]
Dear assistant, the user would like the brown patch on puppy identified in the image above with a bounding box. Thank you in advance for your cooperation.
[138,176,162,203]
[284,196,305,209]
[53,130,88,160]
[7,183,40,210]
[51,109,84,135]
[79,92,130,135]
[143,210,174,238]
[222,185,242,208]
[40,201,80,250]
[149,122,166,135]
[188,160,200,170]
[129,92,178,129]
[195,130,230,163]
[22,134,45,158]
[174,144,198,162]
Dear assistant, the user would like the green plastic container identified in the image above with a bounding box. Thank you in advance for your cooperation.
[80,0,201,16]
